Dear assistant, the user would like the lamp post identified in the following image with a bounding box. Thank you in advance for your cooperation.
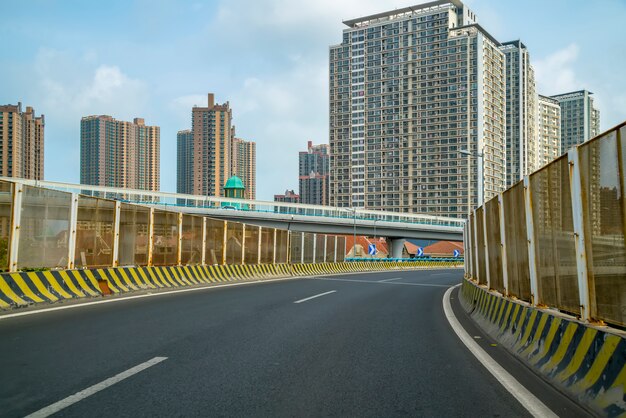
[459,148,484,214]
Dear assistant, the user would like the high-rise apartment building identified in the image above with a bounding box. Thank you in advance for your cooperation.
[550,90,600,154]
[231,137,256,199]
[80,116,159,190]
[534,95,561,170]
[499,40,537,186]
[0,103,44,180]
[177,93,233,197]
[330,1,506,216]
[274,189,300,203]
[177,129,193,194]
[299,141,330,205]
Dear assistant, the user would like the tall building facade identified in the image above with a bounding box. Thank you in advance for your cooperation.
[299,141,330,205]
[231,137,256,199]
[80,116,159,190]
[176,129,193,194]
[499,40,537,187]
[534,95,561,170]
[274,189,300,203]
[551,90,600,154]
[176,93,234,197]
[0,103,44,179]
[330,1,506,217]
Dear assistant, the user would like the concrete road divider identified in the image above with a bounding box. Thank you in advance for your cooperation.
[0,261,462,311]
[460,279,626,417]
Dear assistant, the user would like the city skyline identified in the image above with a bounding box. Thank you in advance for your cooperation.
[1,0,625,200]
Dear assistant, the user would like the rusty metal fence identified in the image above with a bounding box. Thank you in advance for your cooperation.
[465,121,626,327]
[0,179,348,273]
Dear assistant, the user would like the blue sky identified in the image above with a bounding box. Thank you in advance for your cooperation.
[1,0,625,200]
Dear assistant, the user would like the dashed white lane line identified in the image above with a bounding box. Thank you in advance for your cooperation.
[378,277,403,283]
[442,285,557,418]
[25,356,168,418]
[294,290,337,304]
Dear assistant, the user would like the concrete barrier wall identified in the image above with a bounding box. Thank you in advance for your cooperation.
[0,261,462,310]
[461,279,626,417]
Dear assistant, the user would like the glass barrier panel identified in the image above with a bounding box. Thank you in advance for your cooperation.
[475,207,487,285]
[303,233,314,264]
[226,222,243,265]
[18,186,71,270]
[206,218,224,264]
[326,235,336,262]
[531,157,579,314]
[485,197,503,293]
[152,210,179,266]
[259,227,274,264]
[502,182,530,301]
[75,196,115,268]
[181,215,203,265]
[290,231,302,263]
[0,181,12,271]
[336,236,346,262]
[315,234,325,263]
[275,229,289,264]
[580,131,626,326]
[244,225,260,264]
[119,203,150,266]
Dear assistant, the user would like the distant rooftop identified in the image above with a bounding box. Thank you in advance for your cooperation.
[343,0,464,28]
[550,90,594,100]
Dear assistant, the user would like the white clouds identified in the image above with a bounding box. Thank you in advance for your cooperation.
[534,43,580,95]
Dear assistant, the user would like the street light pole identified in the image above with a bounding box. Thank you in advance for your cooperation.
[352,208,357,258]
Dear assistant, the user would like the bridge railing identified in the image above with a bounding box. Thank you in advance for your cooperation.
[0,178,464,229]
[0,178,349,272]
[465,121,626,327]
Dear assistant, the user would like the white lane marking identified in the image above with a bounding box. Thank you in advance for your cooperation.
[0,277,299,321]
[431,273,452,276]
[378,277,403,283]
[294,290,337,304]
[317,277,450,288]
[442,285,557,418]
[25,356,168,418]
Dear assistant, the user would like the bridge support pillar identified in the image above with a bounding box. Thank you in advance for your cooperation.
[390,238,406,259]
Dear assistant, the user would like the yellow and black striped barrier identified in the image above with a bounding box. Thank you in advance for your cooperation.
[460,280,626,417]
[0,260,461,310]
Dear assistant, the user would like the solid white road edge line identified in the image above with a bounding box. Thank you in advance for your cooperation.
[0,277,300,321]
[294,290,337,304]
[317,277,450,287]
[25,356,168,418]
[442,285,557,418]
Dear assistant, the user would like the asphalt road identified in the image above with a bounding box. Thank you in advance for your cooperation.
[0,269,591,417]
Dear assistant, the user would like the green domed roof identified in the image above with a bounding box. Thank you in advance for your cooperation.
[224,176,245,189]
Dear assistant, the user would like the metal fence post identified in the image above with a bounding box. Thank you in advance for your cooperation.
[472,209,479,282]
[8,183,23,272]
[287,231,291,264]
[222,221,227,265]
[201,217,207,266]
[523,176,539,306]
[272,228,277,264]
[334,236,338,263]
[257,226,262,265]
[323,235,328,263]
[313,233,317,263]
[241,224,246,264]
[498,193,508,295]
[177,213,183,266]
[569,148,591,321]
[482,204,490,289]
[112,201,121,267]
[147,208,154,266]
[301,233,305,264]
[67,193,79,270]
